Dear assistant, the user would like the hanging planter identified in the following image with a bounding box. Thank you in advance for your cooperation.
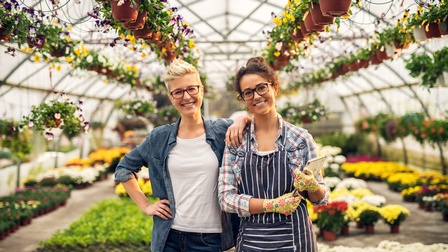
[310,3,335,25]
[123,11,147,30]
[0,28,11,41]
[300,21,312,36]
[22,94,89,140]
[132,25,152,39]
[304,12,325,32]
[110,0,139,23]
[291,29,305,42]
[376,46,391,61]
[413,26,427,42]
[439,19,448,35]
[26,35,46,49]
[424,22,442,39]
[319,0,352,17]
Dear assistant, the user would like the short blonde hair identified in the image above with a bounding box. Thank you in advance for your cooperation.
[163,58,201,89]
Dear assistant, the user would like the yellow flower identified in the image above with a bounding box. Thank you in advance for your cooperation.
[33,54,41,63]
[188,39,196,49]
[380,204,410,225]
[65,57,73,63]
[273,17,282,26]
[54,18,59,24]
[114,183,128,197]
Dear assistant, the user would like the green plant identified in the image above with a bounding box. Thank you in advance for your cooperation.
[22,93,88,140]
[0,119,32,159]
[278,98,328,125]
[117,99,156,118]
[314,201,349,233]
[358,208,381,226]
[405,47,448,88]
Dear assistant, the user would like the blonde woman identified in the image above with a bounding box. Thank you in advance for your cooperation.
[115,58,249,252]
[218,57,329,251]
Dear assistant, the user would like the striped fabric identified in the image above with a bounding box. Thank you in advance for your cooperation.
[235,125,317,252]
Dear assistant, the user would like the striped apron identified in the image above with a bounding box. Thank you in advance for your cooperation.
[235,125,317,252]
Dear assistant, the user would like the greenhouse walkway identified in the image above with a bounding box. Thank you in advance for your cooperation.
[1,176,448,251]
[0,176,118,252]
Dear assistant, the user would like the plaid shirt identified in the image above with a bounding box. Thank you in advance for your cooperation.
[218,114,329,217]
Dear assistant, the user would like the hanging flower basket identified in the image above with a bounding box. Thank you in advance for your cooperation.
[424,22,442,39]
[22,94,89,140]
[110,0,139,23]
[0,28,11,41]
[304,12,325,32]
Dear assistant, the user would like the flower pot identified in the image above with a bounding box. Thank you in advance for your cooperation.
[376,47,391,61]
[340,226,349,235]
[322,230,337,241]
[319,0,352,17]
[356,221,364,229]
[358,59,369,68]
[300,21,312,36]
[132,26,152,39]
[413,26,427,42]
[390,224,400,233]
[365,225,374,234]
[348,61,360,72]
[311,3,335,25]
[304,12,325,32]
[123,11,147,30]
[292,29,305,41]
[424,22,442,39]
[27,35,46,49]
[111,0,139,23]
[0,28,12,41]
[49,44,69,57]
[369,53,382,65]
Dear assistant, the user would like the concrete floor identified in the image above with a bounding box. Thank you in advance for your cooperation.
[0,177,447,251]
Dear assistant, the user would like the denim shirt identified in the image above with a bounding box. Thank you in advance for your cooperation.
[114,116,235,252]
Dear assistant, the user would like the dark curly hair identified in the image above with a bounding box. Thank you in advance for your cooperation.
[233,57,279,98]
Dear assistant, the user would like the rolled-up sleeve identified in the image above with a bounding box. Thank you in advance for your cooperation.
[114,142,148,182]
[218,146,252,217]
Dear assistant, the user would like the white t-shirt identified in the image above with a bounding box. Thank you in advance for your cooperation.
[167,133,222,233]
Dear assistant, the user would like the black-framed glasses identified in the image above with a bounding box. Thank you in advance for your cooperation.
[170,85,200,99]
[239,82,272,101]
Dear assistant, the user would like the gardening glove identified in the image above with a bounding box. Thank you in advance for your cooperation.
[293,168,320,193]
[263,192,303,215]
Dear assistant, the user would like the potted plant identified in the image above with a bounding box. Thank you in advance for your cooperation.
[358,208,381,233]
[314,200,348,240]
[279,99,328,125]
[22,93,89,140]
[117,99,156,118]
[0,119,32,160]
[379,204,410,233]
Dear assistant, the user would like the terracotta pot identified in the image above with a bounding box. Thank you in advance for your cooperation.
[49,44,69,57]
[376,47,391,61]
[123,11,147,30]
[348,61,360,72]
[0,28,12,42]
[304,13,325,32]
[358,59,369,68]
[291,29,305,41]
[300,21,312,36]
[27,35,46,48]
[311,3,335,25]
[424,22,442,39]
[365,225,374,234]
[132,26,152,39]
[340,226,349,235]
[322,230,337,241]
[111,0,139,23]
[319,0,352,17]
[390,224,400,233]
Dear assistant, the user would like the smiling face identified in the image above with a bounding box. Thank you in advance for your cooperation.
[168,73,203,118]
[240,74,277,117]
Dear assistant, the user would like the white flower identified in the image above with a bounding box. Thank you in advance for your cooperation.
[86,55,93,63]
[362,194,387,207]
[329,163,340,172]
[334,155,347,164]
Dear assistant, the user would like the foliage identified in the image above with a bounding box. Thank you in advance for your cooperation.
[314,200,349,233]
[405,47,448,88]
[317,132,373,157]
[21,94,88,140]
[37,198,156,250]
[0,119,32,159]
[149,105,180,127]
[278,98,328,125]
[117,99,156,118]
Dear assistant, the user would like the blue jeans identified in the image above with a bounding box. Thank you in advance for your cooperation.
[164,229,222,252]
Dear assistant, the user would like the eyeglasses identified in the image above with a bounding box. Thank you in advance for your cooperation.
[239,82,272,101]
[170,85,200,99]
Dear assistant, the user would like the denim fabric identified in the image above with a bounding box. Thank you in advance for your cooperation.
[114,116,235,252]
[164,229,222,252]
